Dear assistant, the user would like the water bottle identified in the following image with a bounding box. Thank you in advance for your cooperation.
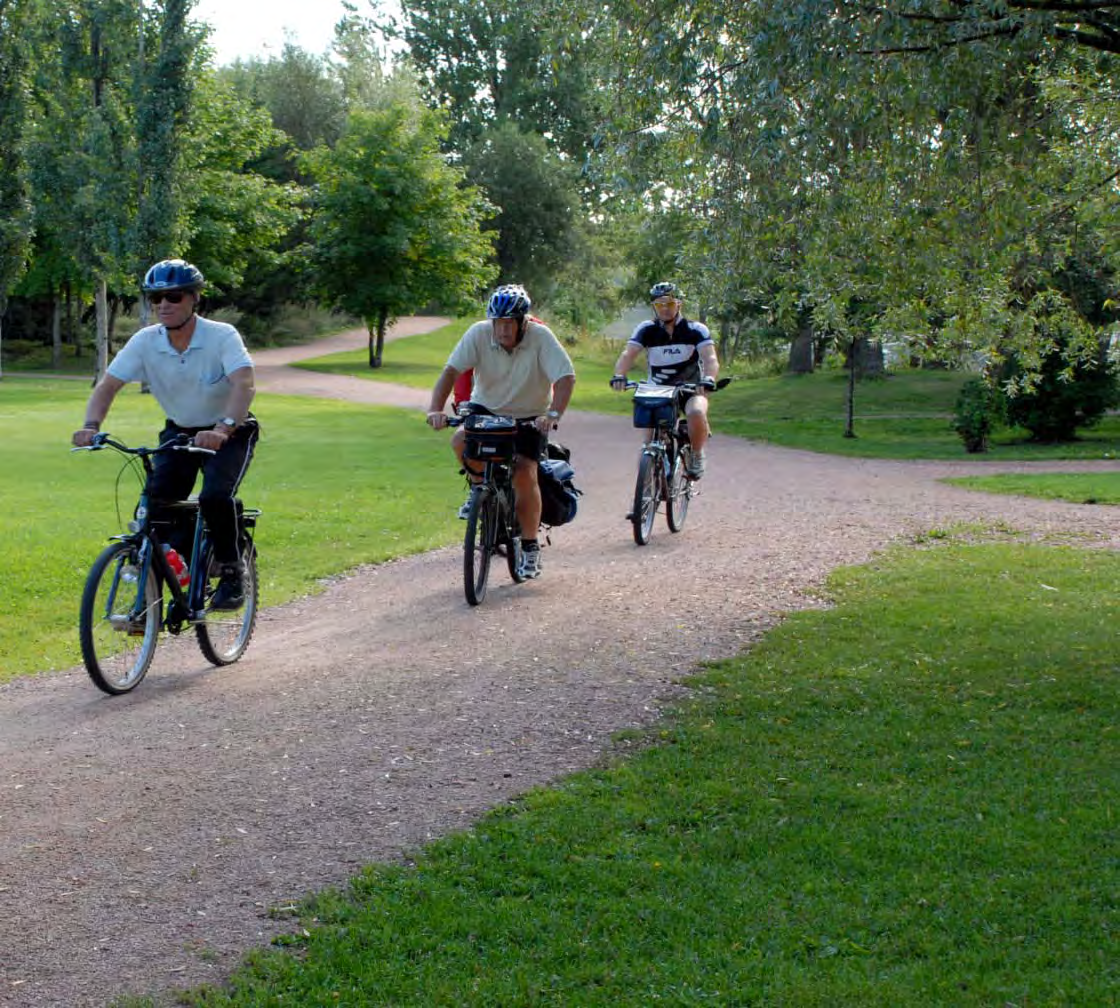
[163,544,190,588]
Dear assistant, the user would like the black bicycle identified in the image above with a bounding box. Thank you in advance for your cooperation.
[74,433,260,694]
[627,379,728,546]
[449,412,530,606]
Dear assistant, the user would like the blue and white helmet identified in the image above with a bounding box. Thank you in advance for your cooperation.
[142,259,205,293]
[649,281,684,302]
[486,284,531,320]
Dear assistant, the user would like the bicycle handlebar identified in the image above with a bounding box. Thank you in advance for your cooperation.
[621,377,730,393]
[71,432,217,456]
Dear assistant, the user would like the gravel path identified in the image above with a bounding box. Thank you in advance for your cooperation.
[1,321,1116,1007]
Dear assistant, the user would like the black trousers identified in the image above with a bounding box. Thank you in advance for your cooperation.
[147,417,260,566]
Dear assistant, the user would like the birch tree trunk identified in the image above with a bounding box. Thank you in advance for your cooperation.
[95,278,109,384]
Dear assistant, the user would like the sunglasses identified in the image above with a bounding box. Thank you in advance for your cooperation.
[653,298,680,309]
[148,291,188,305]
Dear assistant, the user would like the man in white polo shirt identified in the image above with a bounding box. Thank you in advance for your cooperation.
[71,259,259,610]
[426,284,575,580]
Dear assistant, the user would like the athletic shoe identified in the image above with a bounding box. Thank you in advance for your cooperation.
[685,449,707,481]
[210,564,245,610]
[518,546,542,579]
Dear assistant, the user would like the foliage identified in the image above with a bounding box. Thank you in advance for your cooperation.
[0,0,33,320]
[299,98,496,354]
[461,122,580,302]
[951,376,999,453]
[1000,339,1120,441]
[182,542,1119,1006]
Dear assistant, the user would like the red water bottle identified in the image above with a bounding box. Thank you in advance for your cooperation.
[163,545,190,588]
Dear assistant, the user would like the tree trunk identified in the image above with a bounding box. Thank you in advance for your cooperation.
[368,308,387,368]
[788,324,815,373]
[851,337,885,377]
[52,294,62,369]
[844,339,857,439]
[95,279,109,384]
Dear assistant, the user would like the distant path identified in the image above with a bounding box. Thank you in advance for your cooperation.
[1,320,1117,1008]
[251,316,450,409]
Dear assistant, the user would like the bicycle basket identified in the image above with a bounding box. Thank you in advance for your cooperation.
[464,413,518,462]
[632,384,677,428]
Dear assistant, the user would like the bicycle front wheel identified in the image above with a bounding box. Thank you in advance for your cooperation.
[667,446,692,533]
[79,540,161,695]
[196,537,259,666]
[631,451,661,546]
[464,487,497,605]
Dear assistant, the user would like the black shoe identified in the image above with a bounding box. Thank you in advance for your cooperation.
[210,564,245,611]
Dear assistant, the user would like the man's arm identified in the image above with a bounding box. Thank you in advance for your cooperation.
[550,374,575,417]
[699,343,720,383]
[71,375,126,446]
[612,343,643,380]
[196,366,255,450]
[426,365,461,429]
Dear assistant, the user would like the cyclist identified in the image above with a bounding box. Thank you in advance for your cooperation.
[70,258,260,610]
[426,284,575,580]
[609,281,720,479]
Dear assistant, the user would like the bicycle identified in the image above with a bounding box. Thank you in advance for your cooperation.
[627,378,728,546]
[448,411,533,606]
[73,432,260,694]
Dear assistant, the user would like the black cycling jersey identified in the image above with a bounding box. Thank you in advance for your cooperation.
[627,316,714,385]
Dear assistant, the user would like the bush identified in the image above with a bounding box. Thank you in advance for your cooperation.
[952,377,999,453]
[1002,345,1120,442]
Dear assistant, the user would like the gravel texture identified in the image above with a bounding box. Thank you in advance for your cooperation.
[1,323,1116,1007]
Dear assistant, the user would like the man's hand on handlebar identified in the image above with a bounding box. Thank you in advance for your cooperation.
[426,411,449,430]
[71,427,99,448]
[193,428,229,452]
[609,374,627,391]
[699,377,717,392]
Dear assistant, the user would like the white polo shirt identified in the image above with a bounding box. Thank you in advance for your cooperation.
[447,320,574,419]
[107,316,254,427]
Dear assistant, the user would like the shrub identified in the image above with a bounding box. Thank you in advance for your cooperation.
[1002,345,1120,442]
[952,377,999,453]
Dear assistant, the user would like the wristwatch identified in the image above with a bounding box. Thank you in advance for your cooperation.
[546,409,561,420]
[216,416,237,432]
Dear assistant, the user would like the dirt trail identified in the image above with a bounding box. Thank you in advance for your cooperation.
[1,320,1116,1007]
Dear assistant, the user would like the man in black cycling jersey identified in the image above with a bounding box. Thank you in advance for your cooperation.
[609,281,720,479]
[426,284,575,580]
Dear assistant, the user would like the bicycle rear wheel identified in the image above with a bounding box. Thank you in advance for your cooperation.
[79,540,161,695]
[631,451,660,546]
[667,446,692,533]
[464,487,498,605]
[196,536,259,666]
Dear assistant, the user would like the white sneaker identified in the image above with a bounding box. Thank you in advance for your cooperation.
[685,449,707,481]
[518,547,542,579]
[457,494,474,519]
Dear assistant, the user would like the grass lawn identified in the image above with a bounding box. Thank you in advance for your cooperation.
[946,471,1120,505]
[183,540,1118,1006]
[297,324,1120,461]
[0,378,465,681]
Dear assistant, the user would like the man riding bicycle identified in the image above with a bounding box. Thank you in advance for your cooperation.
[426,284,575,580]
[610,281,720,480]
[70,259,259,610]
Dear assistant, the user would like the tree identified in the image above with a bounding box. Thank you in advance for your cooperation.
[301,97,496,367]
[0,0,34,378]
[461,122,580,301]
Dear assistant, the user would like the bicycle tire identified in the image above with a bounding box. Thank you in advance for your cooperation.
[464,487,496,605]
[195,537,259,666]
[667,446,692,533]
[79,540,161,695]
[632,450,661,546]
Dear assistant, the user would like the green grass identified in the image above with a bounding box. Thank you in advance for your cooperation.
[298,326,1120,461]
[0,377,466,681]
[946,472,1120,505]
[181,540,1118,1006]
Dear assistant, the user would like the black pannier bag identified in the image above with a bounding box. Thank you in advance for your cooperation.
[463,413,517,462]
[538,442,582,526]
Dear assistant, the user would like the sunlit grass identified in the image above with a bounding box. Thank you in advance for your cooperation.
[0,378,465,680]
[946,471,1120,505]
[184,542,1119,1006]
